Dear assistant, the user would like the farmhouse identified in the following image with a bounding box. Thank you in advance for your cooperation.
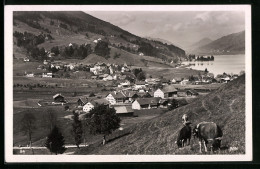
[135,81,146,89]
[177,90,188,97]
[42,72,53,78]
[53,94,65,103]
[113,106,134,117]
[106,91,126,105]
[161,79,169,85]
[132,98,160,110]
[154,85,177,98]
[26,72,34,77]
[23,57,30,62]
[77,97,88,106]
[83,99,110,113]
[187,89,199,96]
[103,75,113,81]
[122,91,139,102]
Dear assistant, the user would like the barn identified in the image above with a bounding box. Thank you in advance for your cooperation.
[53,94,65,103]
[113,106,134,117]
[132,98,160,110]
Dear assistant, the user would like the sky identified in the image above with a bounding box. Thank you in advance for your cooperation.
[85,11,245,48]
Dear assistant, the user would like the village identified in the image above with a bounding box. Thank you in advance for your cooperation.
[15,54,241,118]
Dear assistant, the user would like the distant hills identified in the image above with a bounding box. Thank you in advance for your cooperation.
[187,37,213,52]
[191,31,245,55]
[13,11,186,66]
[76,74,245,155]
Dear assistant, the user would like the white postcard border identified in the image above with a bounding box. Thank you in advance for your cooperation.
[4,5,252,162]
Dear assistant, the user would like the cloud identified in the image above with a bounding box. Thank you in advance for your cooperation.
[113,13,136,26]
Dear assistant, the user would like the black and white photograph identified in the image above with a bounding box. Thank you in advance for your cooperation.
[4,5,252,162]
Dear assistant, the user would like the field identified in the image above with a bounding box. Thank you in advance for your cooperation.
[138,66,204,79]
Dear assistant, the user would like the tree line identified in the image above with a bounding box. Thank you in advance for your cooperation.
[19,105,121,154]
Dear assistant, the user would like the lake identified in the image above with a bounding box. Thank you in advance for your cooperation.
[182,54,245,76]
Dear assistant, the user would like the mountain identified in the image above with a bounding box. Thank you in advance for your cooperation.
[145,36,183,48]
[194,31,245,55]
[187,37,213,52]
[13,11,186,65]
[76,75,245,154]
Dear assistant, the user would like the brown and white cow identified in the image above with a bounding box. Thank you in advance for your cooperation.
[193,122,223,153]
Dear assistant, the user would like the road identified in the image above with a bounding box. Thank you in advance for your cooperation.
[13,144,88,150]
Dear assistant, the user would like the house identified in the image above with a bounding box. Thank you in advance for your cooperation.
[180,79,190,85]
[122,91,139,102]
[42,72,53,78]
[161,79,169,85]
[69,43,73,47]
[186,90,199,96]
[77,97,88,106]
[175,78,182,84]
[53,94,65,103]
[26,72,34,77]
[159,99,169,108]
[113,106,134,117]
[23,57,30,62]
[139,52,144,56]
[83,102,94,113]
[43,60,49,65]
[93,40,98,43]
[137,92,152,98]
[154,88,164,98]
[146,78,157,85]
[48,52,55,58]
[83,99,109,113]
[106,91,126,105]
[118,81,131,88]
[177,90,187,97]
[103,75,113,81]
[135,81,146,89]
[154,85,177,98]
[132,98,160,110]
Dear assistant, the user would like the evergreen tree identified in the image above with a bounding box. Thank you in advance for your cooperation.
[72,111,83,148]
[20,112,36,147]
[45,126,66,155]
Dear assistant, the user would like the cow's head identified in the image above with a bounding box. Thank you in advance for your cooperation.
[175,139,183,148]
[192,127,199,138]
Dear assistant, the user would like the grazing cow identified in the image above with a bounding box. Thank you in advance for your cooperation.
[175,125,192,148]
[193,122,223,153]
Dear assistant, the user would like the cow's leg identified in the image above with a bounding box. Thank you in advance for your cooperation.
[199,140,202,153]
[182,139,184,147]
[203,140,207,152]
[188,138,190,145]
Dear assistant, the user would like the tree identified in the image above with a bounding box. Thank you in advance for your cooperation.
[42,109,57,132]
[72,112,83,148]
[87,104,121,145]
[168,99,179,111]
[45,125,66,155]
[205,68,209,73]
[137,71,146,81]
[94,41,111,58]
[51,46,60,56]
[20,112,36,147]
